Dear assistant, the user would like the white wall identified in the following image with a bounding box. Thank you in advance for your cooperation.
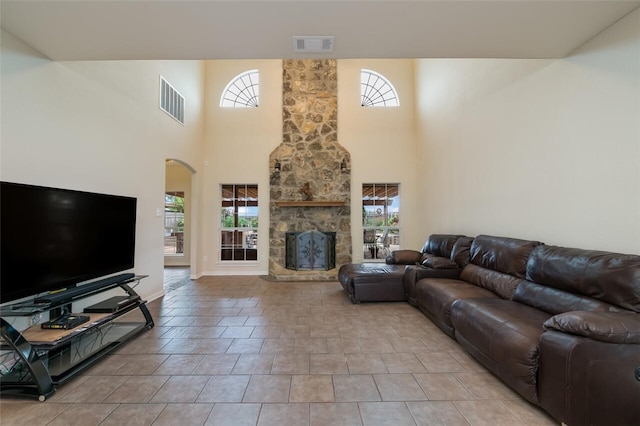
[201,60,282,275]
[1,30,205,302]
[338,59,420,260]
[415,9,640,254]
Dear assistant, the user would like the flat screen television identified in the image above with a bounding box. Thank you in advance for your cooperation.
[1,181,137,304]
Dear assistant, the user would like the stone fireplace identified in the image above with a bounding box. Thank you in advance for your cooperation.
[269,59,351,280]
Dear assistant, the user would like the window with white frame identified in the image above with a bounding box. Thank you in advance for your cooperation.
[362,183,400,260]
[220,70,259,107]
[220,184,258,261]
[360,69,399,107]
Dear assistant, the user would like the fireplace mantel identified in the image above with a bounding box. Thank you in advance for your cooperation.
[274,201,345,207]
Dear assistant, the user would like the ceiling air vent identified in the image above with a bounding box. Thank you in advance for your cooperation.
[293,36,334,53]
[159,76,185,125]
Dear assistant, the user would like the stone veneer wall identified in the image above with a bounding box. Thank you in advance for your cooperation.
[269,59,351,280]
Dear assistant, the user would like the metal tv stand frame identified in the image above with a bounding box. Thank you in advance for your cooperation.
[0,275,154,401]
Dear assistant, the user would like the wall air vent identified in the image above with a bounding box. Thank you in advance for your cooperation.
[159,76,185,125]
[292,36,334,53]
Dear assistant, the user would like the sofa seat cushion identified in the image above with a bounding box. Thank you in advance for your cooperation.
[414,278,499,337]
[450,298,553,403]
[338,263,405,303]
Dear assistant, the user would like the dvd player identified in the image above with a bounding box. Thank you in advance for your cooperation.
[83,295,140,313]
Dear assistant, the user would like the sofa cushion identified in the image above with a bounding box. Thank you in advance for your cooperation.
[422,256,458,269]
[459,264,525,300]
[386,249,423,265]
[451,298,553,403]
[414,278,499,337]
[513,281,622,315]
[420,234,463,258]
[469,235,541,279]
[543,311,640,344]
[526,245,640,312]
[451,236,474,267]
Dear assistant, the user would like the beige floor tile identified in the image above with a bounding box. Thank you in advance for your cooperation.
[192,338,234,354]
[373,373,427,401]
[257,403,310,426]
[333,374,381,402]
[380,353,428,373]
[501,397,558,425]
[260,338,295,354]
[149,375,209,403]
[358,401,416,425]
[111,354,170,375]
[454,400,525,426]
[309,353,349,374]
[54,375,129,403]
[231,354,275,374]
[415,351,467,373]
[99,403,166,426]
[310,402,362,426]
[243,375,292,403]
[271,353,310,374]
[43,403,118,426]
[152,403,213,426]
[102,375,170,403]
[358,337,396,353]
[193,353,240,375]
[346,353,388,374]
[205,403,262,426]
[221,326,256,339]
[197,375,251,403]
[454,372,521,400]
[290,375,335,403]
[413,373,474,400]
[406,401,469,426]
[327,337,362,353]
[152,354,205,375]
[0,401,71,425]
[227,338,265,354]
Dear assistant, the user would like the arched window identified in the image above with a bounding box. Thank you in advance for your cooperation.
[220,70,259,107]
[360,69,399,107]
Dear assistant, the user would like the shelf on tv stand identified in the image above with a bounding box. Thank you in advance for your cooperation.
[0,275,154,401]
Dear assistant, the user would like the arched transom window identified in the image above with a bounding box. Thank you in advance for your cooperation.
[360,69,399,107]
[220,70,259,108]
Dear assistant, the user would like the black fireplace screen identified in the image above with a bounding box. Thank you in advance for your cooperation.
[285,230,336,271]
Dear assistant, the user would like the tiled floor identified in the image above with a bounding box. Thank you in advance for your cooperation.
[1,275,559,425]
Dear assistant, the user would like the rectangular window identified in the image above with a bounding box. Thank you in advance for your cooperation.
[362,183,399,260]
[221,184,258,261]
[165,191,185,255]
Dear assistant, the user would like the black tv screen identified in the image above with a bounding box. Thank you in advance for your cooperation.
[1,181,137,304]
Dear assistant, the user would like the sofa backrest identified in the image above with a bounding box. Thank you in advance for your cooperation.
[420,234,463,258]
[451,236,474,267]
[469,235,541,278]
[525,245,640,313]
[460,235,542,299]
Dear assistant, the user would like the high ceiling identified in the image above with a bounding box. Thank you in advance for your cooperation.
[1,1,639,61]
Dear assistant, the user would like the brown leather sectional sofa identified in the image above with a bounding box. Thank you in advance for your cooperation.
[338,234,640,425]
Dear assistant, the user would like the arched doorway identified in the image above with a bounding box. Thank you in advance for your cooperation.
[165,159,196,289]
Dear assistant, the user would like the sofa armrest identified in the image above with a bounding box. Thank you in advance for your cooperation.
[386,249,422,265]
[539,330,640,426]
[543,311,640,344]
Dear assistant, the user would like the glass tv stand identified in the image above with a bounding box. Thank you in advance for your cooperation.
[0,275,154,401]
